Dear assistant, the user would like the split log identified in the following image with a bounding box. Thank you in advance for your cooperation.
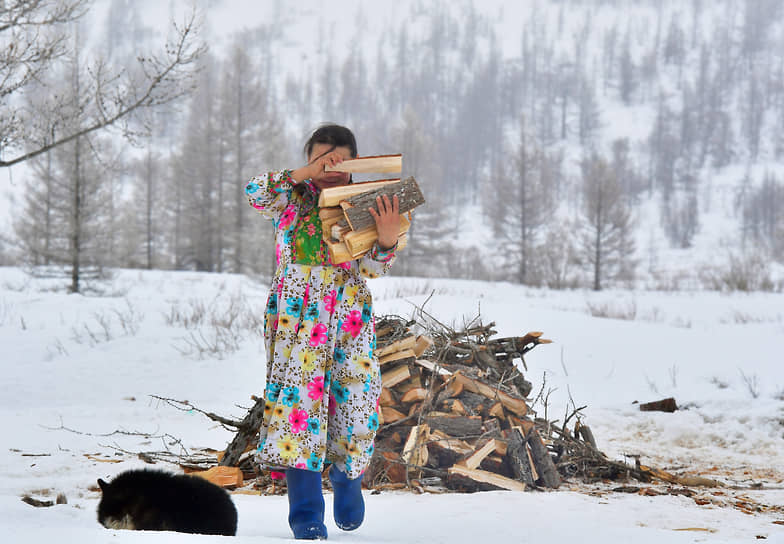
[376,335,417,358]
[400,424,430,467]
[379,349,416,366]
[318,207,344,221]
[447,465,526,492]
[341,177,425,232]
[480,454,509,476]
[326,240,353,265]
[488,402,505,419]
[378,451,407,484]
[526,428,560,489]
[416,359,453,378]
[323,154,402,174]
[457,439,505,470]
[394,374,423,395]
[439,398,467,415]
[380,406,407,424]
[378,387,396,407]
[328,233,408,265]
[343,213,411,257]
[453,372,528,417]
[381,364,411,389]
[400,388,428,404]
[194,466,244,488]
[413,335,435,357]
[505,427,535,487]
[424,415,483,437]
[318,178,400,207]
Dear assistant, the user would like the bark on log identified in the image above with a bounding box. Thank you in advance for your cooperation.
[318,178,400,207]
[639,397,678,413]
[219,396,265,467]
[505,427,535,487]
[526,429,561,489]
[424,415,483,437]
[342,177,425,232]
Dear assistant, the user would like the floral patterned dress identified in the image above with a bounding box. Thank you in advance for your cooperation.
[245,170,396,479]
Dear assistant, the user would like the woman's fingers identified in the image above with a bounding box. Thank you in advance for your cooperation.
[371,194,400,218]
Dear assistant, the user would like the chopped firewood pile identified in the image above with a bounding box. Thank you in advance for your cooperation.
[144,310,732,497]
[317,155,426,264]
[363,314,563,492]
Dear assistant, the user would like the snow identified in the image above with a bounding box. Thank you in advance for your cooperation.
[1,267,783,542]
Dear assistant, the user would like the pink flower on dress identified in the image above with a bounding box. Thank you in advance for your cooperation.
[288,409,309,434]
[295,462,307,469]
[309,323,328,346]
[270,471,285,480]
[342,310,364,338]
[337,262,352,270]
[328,394,337,415]
[279,205,297,229]
[307,377,325,400]
[324,290,337,313]
[307,224,316,236]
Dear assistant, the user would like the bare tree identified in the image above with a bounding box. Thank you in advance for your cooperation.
[579,154,636,291]
[0,2,205,169]
[13,30,118,293]
[486,119,559,285]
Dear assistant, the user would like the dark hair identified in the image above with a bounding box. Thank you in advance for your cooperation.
[304,124,358,159]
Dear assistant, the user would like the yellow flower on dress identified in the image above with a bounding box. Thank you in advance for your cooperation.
[360,265,377,278]
[319,268,334,283]
[277,434,300,460]
[273,404,288,420]
[346,442,361,457]
[281,344,293,360]
[344,285,359,306]
[352,354,373,374]
[278,314,293,330]
[264,400,274,417]
[298,348,318,373]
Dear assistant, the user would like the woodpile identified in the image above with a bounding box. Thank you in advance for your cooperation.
[364,315,564,493]
[149,312,729,496]
[317,155,426,264]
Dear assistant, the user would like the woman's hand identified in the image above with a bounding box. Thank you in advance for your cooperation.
[369,194,400,250]
[292,150,346,182]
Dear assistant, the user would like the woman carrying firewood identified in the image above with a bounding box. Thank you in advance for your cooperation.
[245,124,401,540]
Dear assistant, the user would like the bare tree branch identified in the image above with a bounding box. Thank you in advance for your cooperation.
[0,5,205,168]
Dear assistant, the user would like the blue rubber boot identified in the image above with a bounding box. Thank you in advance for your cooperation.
[329,465,364,531]
[286,469,328,540]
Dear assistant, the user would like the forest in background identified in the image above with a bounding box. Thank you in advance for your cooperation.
[4,0,784,292]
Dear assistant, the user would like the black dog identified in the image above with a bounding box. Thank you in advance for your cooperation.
[97,469,237,536]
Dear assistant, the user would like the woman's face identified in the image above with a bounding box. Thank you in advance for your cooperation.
[308,143,353,191]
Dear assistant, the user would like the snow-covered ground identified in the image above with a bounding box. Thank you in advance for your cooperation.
[1,267,783,542]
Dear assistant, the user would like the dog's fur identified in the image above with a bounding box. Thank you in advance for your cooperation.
[97,469,237,536]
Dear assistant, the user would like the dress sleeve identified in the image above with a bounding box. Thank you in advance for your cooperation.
[245,169,297,223]
[357,241,397,279]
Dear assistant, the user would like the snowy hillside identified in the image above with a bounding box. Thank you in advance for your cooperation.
[1,267,783,542]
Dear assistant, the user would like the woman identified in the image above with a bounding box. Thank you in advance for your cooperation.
[245,124,400,540]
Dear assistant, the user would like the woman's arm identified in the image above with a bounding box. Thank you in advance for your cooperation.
[358,241,397,279]
[245,170,297,223]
